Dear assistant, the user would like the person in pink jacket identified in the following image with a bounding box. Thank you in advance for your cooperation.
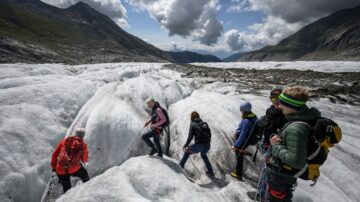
[142,98,169,157]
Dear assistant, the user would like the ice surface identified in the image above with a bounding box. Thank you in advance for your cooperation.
[0,62,359,202]
[192,61,360,72]
[0,65,98,202]
[57,156,254,202]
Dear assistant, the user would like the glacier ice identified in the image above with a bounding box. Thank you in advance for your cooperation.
[0,62,359,202]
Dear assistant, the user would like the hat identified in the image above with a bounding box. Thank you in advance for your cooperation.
[279,93,306,110]
[240,101,252,112]
[75,128,85,138]
[270,88,282,98]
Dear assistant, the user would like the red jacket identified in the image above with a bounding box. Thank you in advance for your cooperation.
[51,138,88,175]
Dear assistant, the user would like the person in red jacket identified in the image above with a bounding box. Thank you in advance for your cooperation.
[51,128,90,193]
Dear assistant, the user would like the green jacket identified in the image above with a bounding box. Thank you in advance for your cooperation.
[269,106,321,176]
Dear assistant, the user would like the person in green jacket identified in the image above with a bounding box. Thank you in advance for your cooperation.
[266,87,321,202]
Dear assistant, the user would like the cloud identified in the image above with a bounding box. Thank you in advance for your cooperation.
[224,16,304,51]
[224,0,359,51]
[155,41,229,53]
[231,0,360,23]
[227,0,251,13]
[41,0,128,27]
[126,0,223,46]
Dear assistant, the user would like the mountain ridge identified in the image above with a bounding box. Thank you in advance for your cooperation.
[236,4,360,61]
[167,51,222,63]
[0,0,174,64]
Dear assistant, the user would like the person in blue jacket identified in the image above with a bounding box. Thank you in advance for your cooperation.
[231,101,258,180]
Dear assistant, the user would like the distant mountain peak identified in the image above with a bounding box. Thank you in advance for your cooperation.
[0,0,174,64]
[238,4,360,61]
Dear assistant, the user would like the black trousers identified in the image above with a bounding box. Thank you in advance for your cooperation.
[57,166,90,193]
[266,170,297,202]
[236,151,244,177]
[142,129,163,157]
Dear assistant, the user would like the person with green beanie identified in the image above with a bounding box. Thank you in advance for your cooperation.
[266,87,321,202]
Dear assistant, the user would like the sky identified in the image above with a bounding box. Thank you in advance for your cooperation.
[42,0,360,59]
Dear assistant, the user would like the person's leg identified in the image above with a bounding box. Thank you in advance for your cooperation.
[142,130,156,151]
[258,165,268,200]
[57,174,71,193]
[179,152,190,168]
[180,144,201,168]
[266,171,296,202]
[236,152,244,177]
[72,166,90,183]
[200,144,214,175]
[152,130,163,157]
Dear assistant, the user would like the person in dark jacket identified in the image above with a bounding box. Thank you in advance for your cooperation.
[231,101,258,180]
[179,111,214,178]
[260,89,287,152]
[266,87,321,202]
[142,98,168,157]
[250,89,288,201]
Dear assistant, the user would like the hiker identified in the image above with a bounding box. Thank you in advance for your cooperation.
[260,89,287,152]
[266,87,321,202]
[51,128,90,193]
[231,101,258,180]
[179,111,214,178]
[248,89,288,201]
[142,98,169,158]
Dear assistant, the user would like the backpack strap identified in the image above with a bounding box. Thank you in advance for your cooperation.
[284,121,321,179]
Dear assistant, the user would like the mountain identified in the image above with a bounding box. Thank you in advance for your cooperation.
[167,51,222,63]
[0,0,173,64]
[239,5,360,61]
[223,52,248,62]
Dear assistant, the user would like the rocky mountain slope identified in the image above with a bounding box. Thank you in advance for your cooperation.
[167,51,222,63]
[0,0,174,64]
[238,5,360,61]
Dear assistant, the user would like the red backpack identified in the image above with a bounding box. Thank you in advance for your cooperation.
[57,136,83,169]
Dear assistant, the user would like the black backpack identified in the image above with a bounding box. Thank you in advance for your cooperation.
[244,117,267,147]
[297,117,342,182]
[195,121,211,143]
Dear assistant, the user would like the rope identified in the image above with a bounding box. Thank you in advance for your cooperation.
[93,127,146,174]
[114,126,146,165]
[234,119,257,159]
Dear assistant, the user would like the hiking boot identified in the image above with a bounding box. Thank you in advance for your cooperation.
[157,153,163,158]
[230,171,243,181]
[149,149,157,156]
[206,171,215,178]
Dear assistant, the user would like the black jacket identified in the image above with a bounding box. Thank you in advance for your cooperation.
[262,105,287,148]
[184,118,209,147]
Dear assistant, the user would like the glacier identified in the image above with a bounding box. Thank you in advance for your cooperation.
[0,62,359,202]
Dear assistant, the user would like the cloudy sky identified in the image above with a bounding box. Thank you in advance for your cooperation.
[41,0,359,58]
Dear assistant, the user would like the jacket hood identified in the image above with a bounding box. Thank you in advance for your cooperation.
[286,106,321,121]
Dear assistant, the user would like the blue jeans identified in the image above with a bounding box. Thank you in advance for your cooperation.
[180,143,214,175]
[142,129,163,157]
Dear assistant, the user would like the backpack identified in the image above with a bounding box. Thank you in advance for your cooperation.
[57,136,84,169]
[297,117,342,182]
[244,117,266,147]
[152,103,170,127]
[195,121,211,143]
[158,106,170,127]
